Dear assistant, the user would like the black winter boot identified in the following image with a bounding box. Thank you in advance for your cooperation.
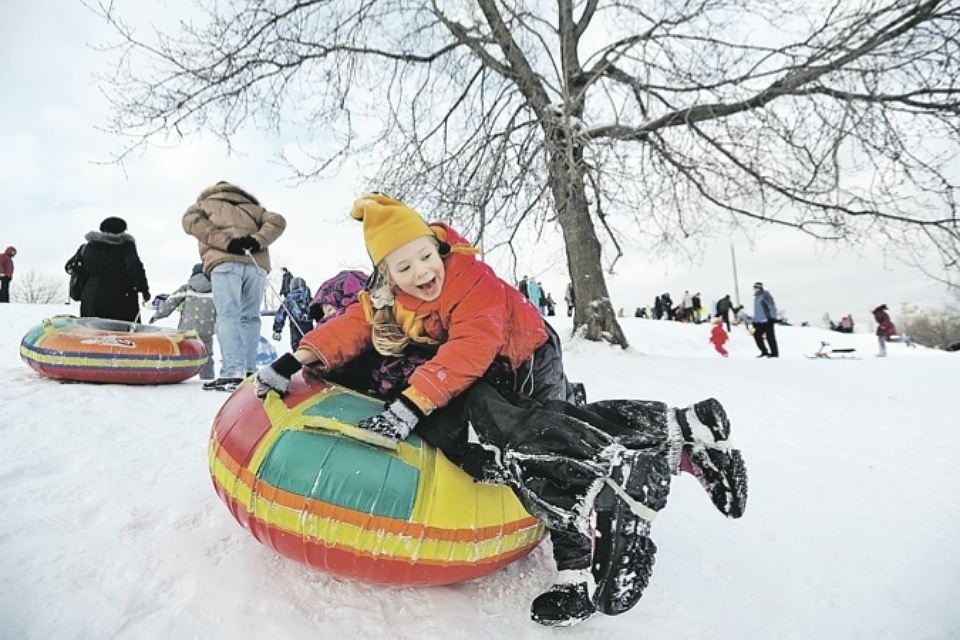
[677,398,748,518]
[530,572,596,627]
[591,449,670,616]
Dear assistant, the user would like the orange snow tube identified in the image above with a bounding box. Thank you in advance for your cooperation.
[20,315,208,384]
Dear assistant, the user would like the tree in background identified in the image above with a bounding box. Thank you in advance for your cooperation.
[13,271,66,304]
[94,0,960,347]
[899,303,960,349]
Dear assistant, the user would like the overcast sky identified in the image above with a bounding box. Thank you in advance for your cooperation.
[0,0,953,331]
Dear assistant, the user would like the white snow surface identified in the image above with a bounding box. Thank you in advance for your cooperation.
[2,302,958,639]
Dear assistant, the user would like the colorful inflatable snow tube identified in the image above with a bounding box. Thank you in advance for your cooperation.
[20,315,208,384]
[209,376,545,586]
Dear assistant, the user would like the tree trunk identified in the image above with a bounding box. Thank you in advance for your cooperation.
[547,149,628,348]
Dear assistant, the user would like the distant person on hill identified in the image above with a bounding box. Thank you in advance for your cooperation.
[661,292,674,320]
[527,278,543,314]
[545,293,556,316]
[839,315,854,333]
[518,275,530,299]
[751,282,779,358]
[538,283,550,315]
[715,294,733,331]
[278,267,293,296]
[77,217,150,322]
[710,317,730,357]
[0,246,16,303]
[653,295,663,320]
[564,282,575,317]
[871,304,915,356]
[691,292,702,323]
[150,263,216,381]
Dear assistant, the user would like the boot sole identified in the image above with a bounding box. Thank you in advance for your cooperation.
[592,505,657,616]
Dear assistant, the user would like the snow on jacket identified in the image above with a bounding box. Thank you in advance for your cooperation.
[298,223,548,410]
[79,231,149,322]
[273,278,313,333]
[154,272,216,336]
[872,306,897,337]
[182,182,286,277]
[0,246,15,279]
[753,289,777,323]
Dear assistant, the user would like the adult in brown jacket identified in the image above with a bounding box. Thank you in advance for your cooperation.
[183,182,286,390]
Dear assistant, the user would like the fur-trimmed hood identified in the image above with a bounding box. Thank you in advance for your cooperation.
[85,230,136,245]
[196,182,260,206]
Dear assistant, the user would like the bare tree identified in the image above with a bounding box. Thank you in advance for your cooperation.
[94,0,960,347]
[13,271,67,304]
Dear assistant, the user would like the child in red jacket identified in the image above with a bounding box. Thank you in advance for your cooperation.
[256,194,748,627]
[710,317,730,357]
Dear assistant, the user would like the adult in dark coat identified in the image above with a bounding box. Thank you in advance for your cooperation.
[0,246,16,303]
[79,217,150,322]
[715,294,733,331]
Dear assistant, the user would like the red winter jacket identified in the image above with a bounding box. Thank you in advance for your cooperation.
[0,246,15,279]
[710,323,728,345]
[298,224,547,409]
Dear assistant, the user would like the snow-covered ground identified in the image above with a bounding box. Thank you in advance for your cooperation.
[1,302,958,639]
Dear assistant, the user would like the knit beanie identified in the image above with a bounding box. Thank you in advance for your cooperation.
[350,193,434,265]
[191,263,204,276]
[100,217,128,234]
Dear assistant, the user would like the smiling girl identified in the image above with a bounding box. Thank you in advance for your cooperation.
[255,193,748,627]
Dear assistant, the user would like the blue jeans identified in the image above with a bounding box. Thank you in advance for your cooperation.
[211,262,266,378]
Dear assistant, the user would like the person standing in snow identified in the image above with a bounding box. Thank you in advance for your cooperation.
[872,304,901,357]
[751,282,779,358]
[272,276,314,351]
[715,294,733,331]
[255,193,749,628]
[182,181,286,391]
[527,278,543,314]
[0,246,16,303]
[565,282,575,317]
[78,217,150,322]
[278,267,293,296]
[150,264,217,381]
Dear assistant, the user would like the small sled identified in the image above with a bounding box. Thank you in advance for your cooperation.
[806,341,859,360]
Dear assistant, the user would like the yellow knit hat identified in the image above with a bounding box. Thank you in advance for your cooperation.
[350,193,434,264]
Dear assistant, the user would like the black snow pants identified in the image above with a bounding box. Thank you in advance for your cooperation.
[416,324,677,572]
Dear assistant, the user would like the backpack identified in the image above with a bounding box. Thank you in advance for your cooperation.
[64,244,88,301]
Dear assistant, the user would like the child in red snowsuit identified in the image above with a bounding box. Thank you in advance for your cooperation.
[710,318,729,357]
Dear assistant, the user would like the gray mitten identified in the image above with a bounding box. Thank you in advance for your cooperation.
[254,353,302,398]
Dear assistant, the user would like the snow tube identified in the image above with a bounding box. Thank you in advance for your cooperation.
[209,376,545,586]
[19,315,208,384]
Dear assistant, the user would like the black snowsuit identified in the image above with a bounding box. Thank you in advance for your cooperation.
[415,323,677,572]
[78,231,150,322]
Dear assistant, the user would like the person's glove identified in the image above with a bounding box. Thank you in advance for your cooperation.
[357,396,423,442]
[226,236,261,255]
[141,291,151,303]
[271,331,282,341]
[254,353,303,398]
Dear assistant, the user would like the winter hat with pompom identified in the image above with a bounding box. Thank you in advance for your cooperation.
[350,193,434,265]
[100,217,128,234]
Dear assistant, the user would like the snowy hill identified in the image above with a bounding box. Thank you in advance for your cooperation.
[1,303,958,639]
